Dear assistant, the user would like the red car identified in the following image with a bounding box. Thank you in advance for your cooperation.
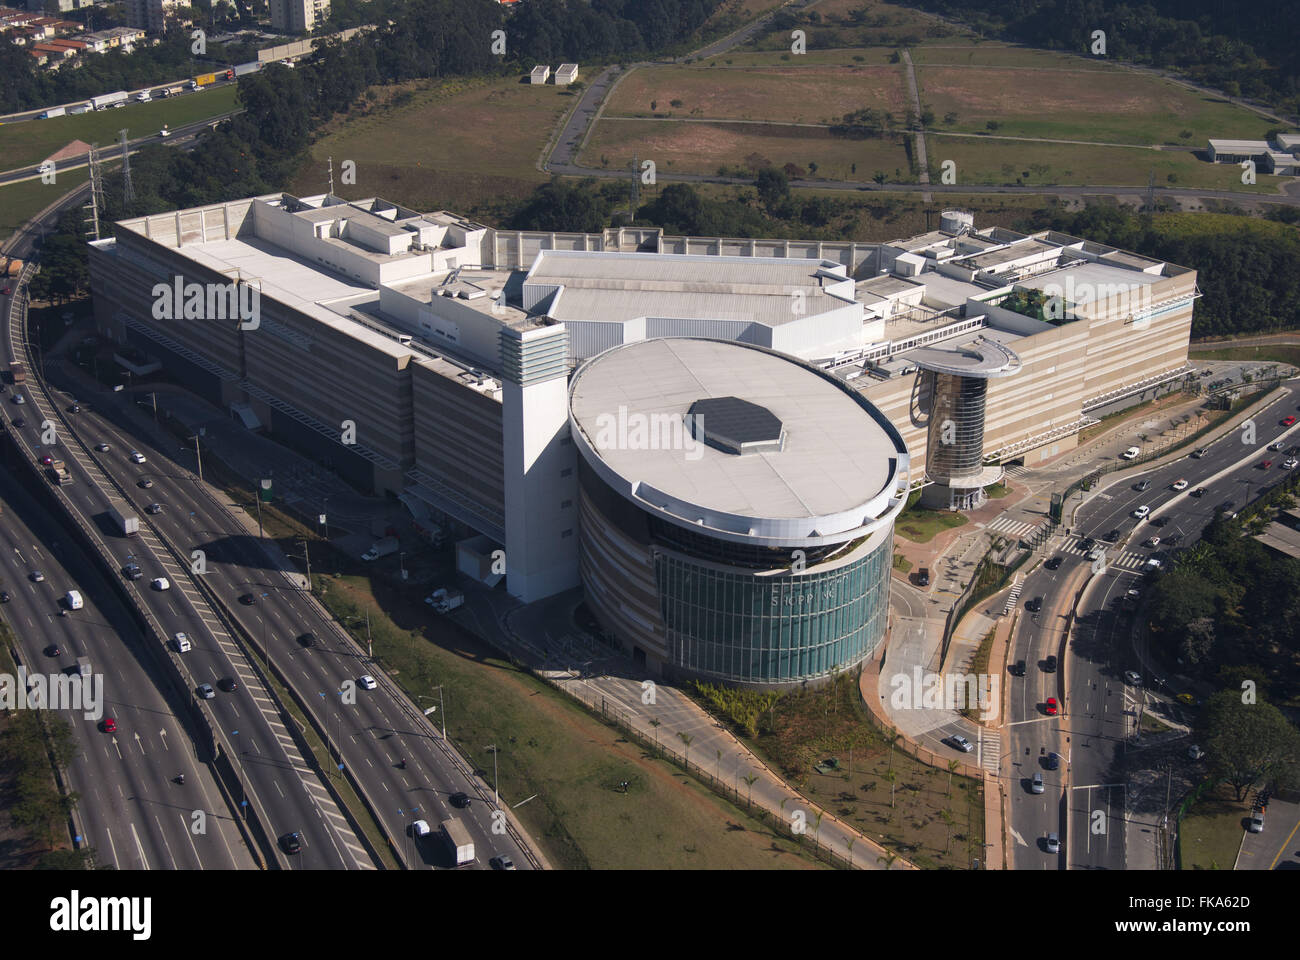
[1045,698,1059,716]
[1261,460,1273,469]
[102,717,116,733]
[39,454,53,466]
[1,286,12,296]
[1282,416,1296,426]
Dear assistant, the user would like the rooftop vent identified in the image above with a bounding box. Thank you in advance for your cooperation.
[687,396,784,456]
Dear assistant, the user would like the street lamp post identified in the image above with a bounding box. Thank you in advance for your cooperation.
[421,687,446,739]
[485,744,498,805]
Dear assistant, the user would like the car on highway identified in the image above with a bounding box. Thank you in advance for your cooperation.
[1171,479,1188,491]
[1282,416,1297,427]
[145,503,163,515]
[1025,596,1043,612]
[1132,505,1150,519]
[1012,659,1026,676]
[1144,536,1160,548]
[40,454,53,466]
[1045,697,1059,715]
[1192,447,1209,458]
[279,832,302,854]
[68,403,79,413]
[1121,446,1139,460]
[44,643,60,657]
[94,442,111,452]
[1124,670,1142,685]
[1268,441,1284,451]
[12,393,24,404]
[1176,693,1199,706]
[101,717,117,733]
[151,577,170,590]
[238,593,256,605]
[411,820,431,838]
[129,450,147,463]
[1043,655,1058,673]
[1102,529,1120,542]
[1261,459,1273,469]
[358,674,377,691]
[450,791,472,808]
[218,677,238,692]
[1191,487,1207,497]
[12,418,25,428]
[1080,537,1096,551]
[947,734,974,753]
[138,478,153,488]
[1126,588,1142,601]
[197,683,215,699]
[1285,458,1299,470]
[172,632,192,653]
[1248,811,1264,834]
[159,127,170,138]
[1134,479,1151,492]
[1046,832,1060,854]
[1045,556,1062,570]
[1030,772,1045,794]
[297,632,316,648]
[122,563,142,580]
[29,570,44,582]
[0,591,9,603]
[1086,545,1106,562]
[1,285,11,296]
[1044,752,1061,771]
[489,854,516,870]
[1144,557,1164,571]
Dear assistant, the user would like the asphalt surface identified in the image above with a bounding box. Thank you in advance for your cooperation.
[1003,380,1300,869]
[0,451,253,869]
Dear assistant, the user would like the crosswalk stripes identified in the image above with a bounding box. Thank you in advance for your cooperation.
[1004,465,1033,480]
[1057,535,1151,570]
[986,515,1039,538]
[1002,575,1024,616]
[979,729,1001,774]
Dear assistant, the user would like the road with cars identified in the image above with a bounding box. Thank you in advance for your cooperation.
[0,449,256,868]
[1002,381,1300,868]
[50,378,537,869]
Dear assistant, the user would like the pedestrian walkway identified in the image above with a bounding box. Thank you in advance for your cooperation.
[983,515,1042,538]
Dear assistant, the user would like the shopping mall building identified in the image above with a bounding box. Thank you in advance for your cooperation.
[87,196,1197,684]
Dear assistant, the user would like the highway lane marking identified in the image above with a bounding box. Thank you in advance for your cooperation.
[154,814,180,869]
[129,821,150,869]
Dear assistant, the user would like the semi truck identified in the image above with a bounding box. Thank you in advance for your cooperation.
[361,536,399,561]
[39,106,65,119]
[440,818,474,866]
[108,506,140,536]
[190,73,217,90]
[233,61,261,77]
[91,91,128,110]
[46,458,72,485]
[160,85,185,98]
[425,587,464,613]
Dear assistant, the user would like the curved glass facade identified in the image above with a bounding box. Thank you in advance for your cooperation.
[927,372,988,483]
[653,534,891,684]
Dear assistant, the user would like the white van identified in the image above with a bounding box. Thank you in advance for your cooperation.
[172,632,192,653]
[65,590,84,610]
[1122,446,1140,460]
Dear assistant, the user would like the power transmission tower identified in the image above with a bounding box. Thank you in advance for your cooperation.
[84,145,105,240]
[119,128,134,207]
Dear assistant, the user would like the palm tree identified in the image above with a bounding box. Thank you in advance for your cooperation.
[649,718,660,753]
[939,808,955,853]
[677,731,693,771]
[947,758,959,797]
[883,769,898,809]
[812,809,825,851]
[877,849,899,869]
[845,836,856,866]
[885,732,901,772]
[742,773,759,810]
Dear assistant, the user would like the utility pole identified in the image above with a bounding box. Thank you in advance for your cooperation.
[120,128,134,207]
[328,155,334,195]
[299,537,311,591]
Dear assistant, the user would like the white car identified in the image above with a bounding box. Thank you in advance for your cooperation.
[358,675,377,690]
[1187,744,1205,760]
[411,819,430,837]
[172,632,192,652]
[1143,558,1163,571]
[1124,670,1142,685]
[1284,458,1299,470]
[1132,505,1150,519]
[129,450,147,463]
[13,393,25,404]
[1144,536,1161,548]
[1171,479,1188,491]
[1121,446,1140,460]
[151,577,170,591]
[159,126,170,137]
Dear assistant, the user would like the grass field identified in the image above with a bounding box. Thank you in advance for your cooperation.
[698,46,900,67]
[0,86,239,171]
[296,77,564,215]
[0,170,90,241]
[581,118,910,181]
[1179,784,1250,870]
[1193,345,1300,367]
[748,0,963,50]
[606,63,909,124]
[910,42,1113,70]
[895,506,968,543]
[918,65,1276,145]
[926,135,1278,193]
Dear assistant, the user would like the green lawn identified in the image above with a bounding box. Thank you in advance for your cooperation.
[0,85,239,171]
[1193,345,1300,368]
[1179,784,1249,870]
[0,170,90,242]
[895,507,968,543]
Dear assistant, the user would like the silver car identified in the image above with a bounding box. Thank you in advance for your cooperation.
[1031,772,1045,794]
[1046,832,1060,854]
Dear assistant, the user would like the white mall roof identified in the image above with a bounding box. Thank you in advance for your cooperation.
[569,338,907,544]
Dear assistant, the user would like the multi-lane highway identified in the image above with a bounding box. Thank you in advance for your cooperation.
[0,454,254,869]
[1004,381,1300,869]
